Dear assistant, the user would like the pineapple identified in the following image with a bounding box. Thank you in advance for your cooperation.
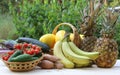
[94,9,119,68]
[80,0,102,52]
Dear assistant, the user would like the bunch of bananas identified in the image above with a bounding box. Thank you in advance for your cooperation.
[53,39,99,68]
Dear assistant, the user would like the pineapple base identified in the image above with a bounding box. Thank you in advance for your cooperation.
[94,38,118,68]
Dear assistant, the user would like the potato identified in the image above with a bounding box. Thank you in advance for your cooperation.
[54,61,64,69]
[38,60,54,69]
[43,54,60,62]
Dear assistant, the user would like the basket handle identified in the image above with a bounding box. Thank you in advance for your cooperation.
[52,23,82,48]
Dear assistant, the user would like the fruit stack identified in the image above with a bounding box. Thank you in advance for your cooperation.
[54,37,99,68]
[39,23,99,68]
[39,17,119,68]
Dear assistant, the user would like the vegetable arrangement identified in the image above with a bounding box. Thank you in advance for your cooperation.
[1,41,64,70]
[2,43,42,62]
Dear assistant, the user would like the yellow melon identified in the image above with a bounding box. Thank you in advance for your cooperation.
[39,34,55,48]
[55,30,66,42]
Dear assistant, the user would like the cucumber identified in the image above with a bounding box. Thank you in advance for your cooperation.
[31,57,39,60]
[8,50,22,62]
[17,37,50,53]
[10,54,33,62]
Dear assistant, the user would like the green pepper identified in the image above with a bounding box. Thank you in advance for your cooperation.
[8,50,22,62]
[10,54,34,62]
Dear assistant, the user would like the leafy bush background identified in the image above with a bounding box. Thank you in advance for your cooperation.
[9,0,87,39]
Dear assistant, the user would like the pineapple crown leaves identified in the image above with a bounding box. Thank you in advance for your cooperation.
[101,8,119,37]
[80,0,103,35]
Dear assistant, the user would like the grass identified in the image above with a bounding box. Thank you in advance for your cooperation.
[0,14,17,40]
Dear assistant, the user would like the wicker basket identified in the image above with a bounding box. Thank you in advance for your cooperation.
[3,56,43,72]
[52,23,82,48]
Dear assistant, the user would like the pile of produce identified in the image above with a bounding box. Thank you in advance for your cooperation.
[0,0,119,72]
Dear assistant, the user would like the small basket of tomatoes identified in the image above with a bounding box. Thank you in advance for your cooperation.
[2,43,43,72]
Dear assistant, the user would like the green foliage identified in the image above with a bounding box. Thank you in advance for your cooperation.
[0,14,17,39]
[0,0,9,13]
[9,0,87,39]
[110,0,120,6]
[115,16,120,58]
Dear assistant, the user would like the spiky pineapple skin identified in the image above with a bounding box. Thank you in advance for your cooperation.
[81,36,97,52]
[94,38,118,68]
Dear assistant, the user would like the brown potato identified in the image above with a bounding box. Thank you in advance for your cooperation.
[54,61,64,69]
[38,60,54,69]
[43,54,60,62]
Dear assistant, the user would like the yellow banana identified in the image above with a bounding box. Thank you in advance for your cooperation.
[53,41,74,68]
[62,41,91,65]
[75,62,92,68]
[69,42,99,60]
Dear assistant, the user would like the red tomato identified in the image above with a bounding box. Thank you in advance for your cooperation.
[32,45,37,49]
[7,50,15,55]
[14,44,22,50]
[36,47,41,51]
[30,48,35,54]
[34,49,39,54]
[2,56,9,61]
[26,50,34,55]
[23,43,28,48]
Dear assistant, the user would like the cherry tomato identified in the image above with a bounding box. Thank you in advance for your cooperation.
[26,50,34,55]
[34,49,39,54]
[36,47,41,51]
[14,44,22,50]
[23,43,28,48]
[7,50,15,55]
[30,48,35,54]
[32,45,37,49]
[2,56,9,61]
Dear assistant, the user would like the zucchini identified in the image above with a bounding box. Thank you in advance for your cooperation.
[17,37,50,53]
[10,54,33,62]
[8,50,22,62]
